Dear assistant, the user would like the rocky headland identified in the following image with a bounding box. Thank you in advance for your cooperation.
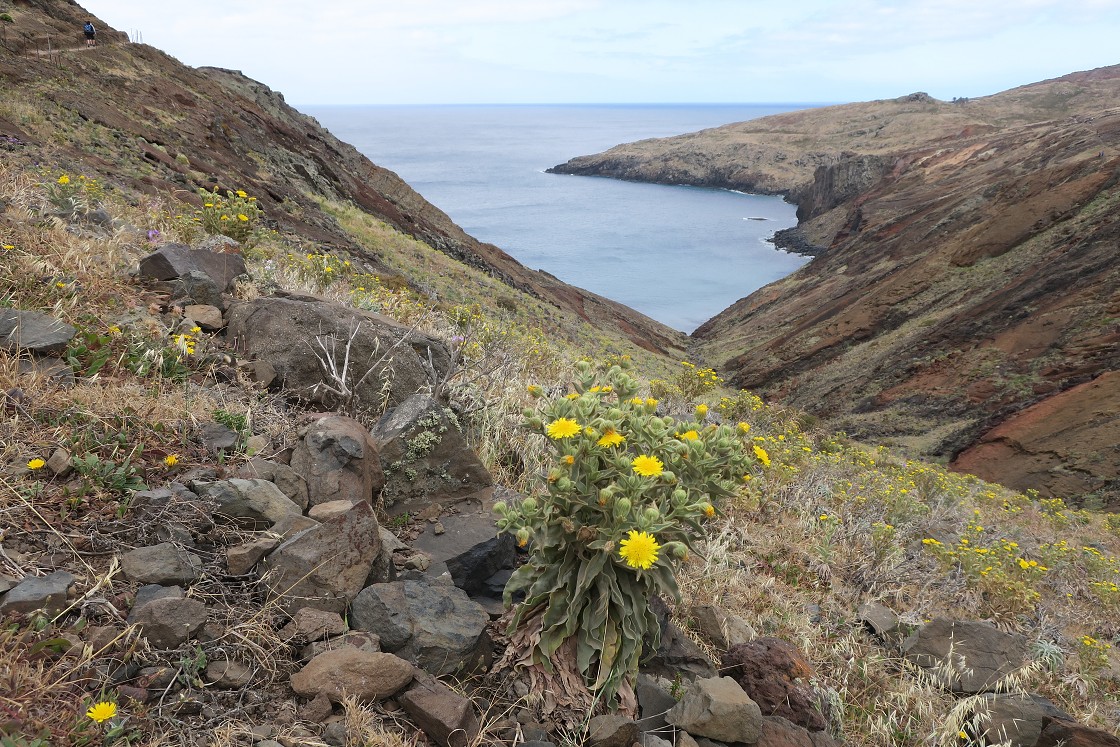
[551,69,1120,507]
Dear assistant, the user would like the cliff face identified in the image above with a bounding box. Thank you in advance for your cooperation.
[0,4,684,356]
[554,69,1120,506]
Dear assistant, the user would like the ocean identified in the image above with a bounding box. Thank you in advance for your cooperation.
[304,104,811,333]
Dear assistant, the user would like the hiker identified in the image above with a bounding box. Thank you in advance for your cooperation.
[83,20,96,47]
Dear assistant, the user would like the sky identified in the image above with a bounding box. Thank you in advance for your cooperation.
[81,0,1120,106]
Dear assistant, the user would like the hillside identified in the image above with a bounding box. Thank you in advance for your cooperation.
[551,68,1120,507]
[3,4,1120,747]
[0,6,684,359]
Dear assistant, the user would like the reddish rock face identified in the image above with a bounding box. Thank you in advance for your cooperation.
[721,637,828,732]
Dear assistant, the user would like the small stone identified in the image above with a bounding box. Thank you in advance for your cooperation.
[694,604,757,650]
[857,602,899,638]
[280,608,348,642]
[587,714,638,747]
[226,537,280,575]
[245,435,270,456]
[183,304,224,331]
[130,597,207,648]
[0,309,77,356]
[121,543,203,586]
[46,448,72,477]
[290,649,414,703]
[399,673,481,747]
[205,659,253,688]
[128,584,184,623]
[308,500,358,521]
[301,631,382,661]
[199,421,239,452]
[432,521,445,535]
[299,692,335,723]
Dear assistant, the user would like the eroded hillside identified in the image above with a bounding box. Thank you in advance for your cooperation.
[552,67,1120,506]
[0,9,684,356]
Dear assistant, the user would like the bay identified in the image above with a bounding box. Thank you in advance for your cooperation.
[304,104,811,333]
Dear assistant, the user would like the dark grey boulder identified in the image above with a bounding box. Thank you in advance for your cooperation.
[130,597,207,648]
[226,293,451,413]
[0,309,77,356]
[972,693,1072,747]
[0,570,75,616]
[410,511,515,595]
[350,579,490,676]
[195,478,304,528]
[903,618,1028,693]
[138,243,246,292]
[120,543,203,586]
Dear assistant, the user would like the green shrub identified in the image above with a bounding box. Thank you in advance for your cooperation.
[496,359,758,706]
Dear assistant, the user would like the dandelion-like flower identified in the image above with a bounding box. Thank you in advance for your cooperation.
[546,418,581,440]
[737,422,751,434]
[164,454,179,467]
[86,701,117,723]
[58,175,70,185]
[237,214,249,222]
[753,444,771,468]
[2,244,13,250]
[632,454,664,477]
[27,458,46,470]
[236,190,248,198]
[678,430,699,441]
[619,530,660,570]
[597,429,625,448]
[695,404,708,418]
[561,454,575,465]
[703,503,715,517]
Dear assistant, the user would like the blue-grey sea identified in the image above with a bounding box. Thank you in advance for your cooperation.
[304,104,812,333]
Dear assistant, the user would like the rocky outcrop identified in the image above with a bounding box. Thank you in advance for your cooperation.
[227,293,451,412]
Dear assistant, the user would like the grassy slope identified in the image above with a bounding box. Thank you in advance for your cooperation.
[2,159,1119,745]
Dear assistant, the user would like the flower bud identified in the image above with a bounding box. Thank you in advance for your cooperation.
[556,477,572,492]
[643,507,661,524]
[575,361,592,373]
[521,497,538,514]
[522,407,536,419]
[662,471,677,484]
[671,489,688,506]
[492,501,508,515]
[614,497,632,518]
[526,417,543,430]
[516,528,531,548]
[665,541,689,560]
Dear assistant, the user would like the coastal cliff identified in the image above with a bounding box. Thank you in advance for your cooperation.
[553,69,1120,505]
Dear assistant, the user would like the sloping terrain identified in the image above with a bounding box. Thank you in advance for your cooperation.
[0,7,684,356]
[552,68,1120,506]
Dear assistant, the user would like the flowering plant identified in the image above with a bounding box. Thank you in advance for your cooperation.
[496,359,756,708]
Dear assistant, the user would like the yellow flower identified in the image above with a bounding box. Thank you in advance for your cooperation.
[527,384,542,396]
[57,175,70,185]
[237,214,249,222]
[629,397,645,406]
[597,429,625,448]
[55,281,66,289]
[566,392,580,400]
[695,404,708,418]
[737,422,751,433]
[645,398,658,407]
[1,244,13,250]
[107,325,121,335]
[561,454,575,465]
[205,203,214,208]
[678,430,699,441]
[546,418,581,440]
[632,454,664,477]
[86,701,117,723]
[164,454,179,467]
[219,215,229,221]
[27,458,46,470]
[619,530,660,570]
[703,503,715,517]
[236,190,248,198]
[753,444,771,467]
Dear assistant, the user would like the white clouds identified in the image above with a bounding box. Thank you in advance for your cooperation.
[81,0,1120,104]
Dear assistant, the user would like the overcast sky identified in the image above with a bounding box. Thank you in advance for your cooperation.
[82,0,1120,106]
